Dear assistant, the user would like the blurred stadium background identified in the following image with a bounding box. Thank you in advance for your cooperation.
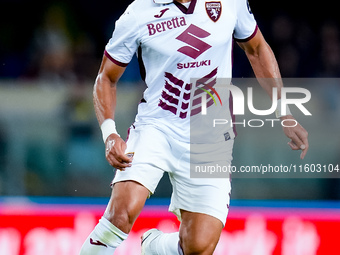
[0,0,339,254]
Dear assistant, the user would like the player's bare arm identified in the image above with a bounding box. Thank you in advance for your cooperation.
[237,29,309,159]
[93,55,132,169]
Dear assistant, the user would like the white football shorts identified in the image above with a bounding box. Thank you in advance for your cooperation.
[111,124,233,225]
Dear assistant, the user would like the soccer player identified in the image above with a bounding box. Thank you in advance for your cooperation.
[79,0,309,254]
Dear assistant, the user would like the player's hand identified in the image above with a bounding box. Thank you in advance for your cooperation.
[281,115,309,160]
[105,134,132,170]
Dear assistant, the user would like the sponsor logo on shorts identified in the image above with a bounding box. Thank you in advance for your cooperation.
[224,132,231,141]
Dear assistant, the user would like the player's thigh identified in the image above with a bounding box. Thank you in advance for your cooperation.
[103,181,150,234]
[179,210,223,255]
[169,140,234,226]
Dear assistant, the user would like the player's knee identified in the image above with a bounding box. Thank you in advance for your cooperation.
[104,207,136,234]
[180,233,216,255]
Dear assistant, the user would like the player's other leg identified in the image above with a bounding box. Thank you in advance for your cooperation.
[141,210,222,255]
[141,136,233,255]
[79,181,150,255]
[179,210,223,255]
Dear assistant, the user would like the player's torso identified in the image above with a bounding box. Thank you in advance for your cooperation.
[135,0,236,79]
[131,0,237,141]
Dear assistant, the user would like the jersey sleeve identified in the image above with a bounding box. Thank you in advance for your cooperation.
[233,0,258,42]
[105,7,140,67]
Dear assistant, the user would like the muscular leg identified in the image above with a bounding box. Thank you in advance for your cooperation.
[79,180,150,254]
[104,181,150,233]
[179,210,223,255]
[142,209,223,255]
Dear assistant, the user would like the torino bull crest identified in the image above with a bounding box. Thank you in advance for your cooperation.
[205,1,222,22]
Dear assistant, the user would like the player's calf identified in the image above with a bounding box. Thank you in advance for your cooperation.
[79,181,150,254]
[180,238,216,255]
[179,210,223,255]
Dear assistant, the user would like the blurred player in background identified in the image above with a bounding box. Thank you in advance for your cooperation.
[79,0,309,254]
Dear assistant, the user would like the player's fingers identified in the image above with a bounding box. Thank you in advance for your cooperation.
[283,120,309,159]
[107,149,131,165]
[107,154,130,170]
[295,133,307,150]
[106,151,131,170]
[115,140,132,163]
[288,140,299,150]
[300,148,308,160]
[288,139,308,159]
[297,131,309,160]
[105,138,132,164]
[296,126,308,145]
[116,149,132,164]
[288,132,309,160]
[287,132,304,150]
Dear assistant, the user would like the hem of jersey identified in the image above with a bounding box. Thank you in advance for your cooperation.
[233,25,258,43]
[134,119,190,143]
[104,50,129,67]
